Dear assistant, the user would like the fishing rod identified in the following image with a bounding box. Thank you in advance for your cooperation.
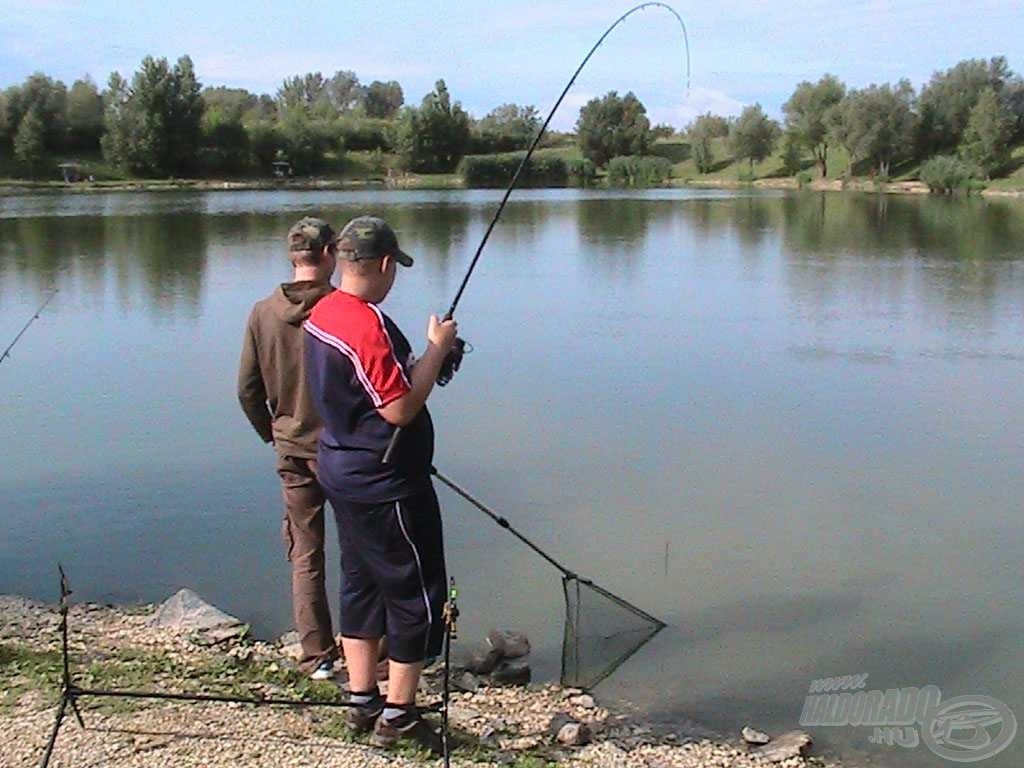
[431,466,665,629]
[1,289,58,365]
[384,1,691,462]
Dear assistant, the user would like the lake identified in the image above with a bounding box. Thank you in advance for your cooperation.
[1,188,1022,767]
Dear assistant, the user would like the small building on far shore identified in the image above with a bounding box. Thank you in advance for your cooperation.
[58,163,86,183]
[272,160,292,179]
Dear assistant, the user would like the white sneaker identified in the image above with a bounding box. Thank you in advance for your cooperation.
[310,660,335,681]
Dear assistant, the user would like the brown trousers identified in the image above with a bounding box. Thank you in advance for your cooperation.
[277,454,338,674]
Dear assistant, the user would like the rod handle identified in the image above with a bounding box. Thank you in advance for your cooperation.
[382,427,401,464]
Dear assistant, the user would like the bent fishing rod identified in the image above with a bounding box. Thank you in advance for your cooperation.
[1,289,58,366]
[384,2,691,462]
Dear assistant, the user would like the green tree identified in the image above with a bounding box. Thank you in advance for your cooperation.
[1003,77,1024,140]
[695,112,730,137]
[203,86,258,123]
[200,111,250,175]
[474,103,540,152]
[101,55,205,177]
[277,73,328,112]
[960,87,1015,178]
[0,91,9,146]
[394,80,470,172]
[783,74,845,177]
[67,77,104,151]
[651,123,676,140]
[278,110,337,174]
[575,91,651,166]
[729,103,780,171]
[326,70,364,112]
[364,80,404,118]
[917,57,1012,153]
[13,107,47,177]
[247,120,282,172]
[687,113,722,174]
[167,55,204,175]
[829,81,916,178]
[780,130,803,176]
[4,73,69,152]
[100,72,133,170]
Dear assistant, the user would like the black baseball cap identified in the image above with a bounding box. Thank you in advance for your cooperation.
[336,215,414,267]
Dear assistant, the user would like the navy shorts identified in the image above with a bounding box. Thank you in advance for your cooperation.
[328,486,446,663]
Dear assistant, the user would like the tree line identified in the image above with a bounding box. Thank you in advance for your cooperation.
[1,53,1021,188]
[687,56,1024,186]
[0,56,574,179]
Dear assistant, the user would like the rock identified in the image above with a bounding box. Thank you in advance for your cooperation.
[480,717,507,747]
[742,725,771,745]
[557,721,592,747]
[752,730,813,762]
[491,659,531,686]
[547,712,574,737]
[455,671,480,693]
[487,629,531,659]
[277,630,299,646]
[151,589,246,641]
[465,645,503,675]
[505,736,541,750]
[570,693,596,709]
[281,642,303,661]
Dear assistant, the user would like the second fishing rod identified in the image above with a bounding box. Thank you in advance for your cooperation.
[382,1,690,463]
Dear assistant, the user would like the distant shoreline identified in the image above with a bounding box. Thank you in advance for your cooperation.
[2,175,1022,198]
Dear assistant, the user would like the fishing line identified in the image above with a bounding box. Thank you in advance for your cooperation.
[384,1,691,462]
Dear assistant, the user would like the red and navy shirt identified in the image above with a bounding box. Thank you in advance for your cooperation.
[304,291,434,502]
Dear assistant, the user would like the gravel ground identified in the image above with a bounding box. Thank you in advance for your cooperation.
[0,596,838,768]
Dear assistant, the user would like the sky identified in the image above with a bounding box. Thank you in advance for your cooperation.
[1,0,1021,130]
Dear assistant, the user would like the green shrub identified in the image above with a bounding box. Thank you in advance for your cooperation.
[458,151,568,187]
[796,171,812,188]
[920,155,974,193]
[566,156,596,187]
[605,155,673,187]
[336,117,392,152]
[737,168,755,183]
[648,141,690,164]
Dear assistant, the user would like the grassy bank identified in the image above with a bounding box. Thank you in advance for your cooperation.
[4,141,1024,197]
[0,595,835,768]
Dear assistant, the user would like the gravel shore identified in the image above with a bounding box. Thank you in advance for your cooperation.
[0,595,837,768]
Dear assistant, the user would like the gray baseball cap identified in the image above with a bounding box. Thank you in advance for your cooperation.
[336,215,414,267]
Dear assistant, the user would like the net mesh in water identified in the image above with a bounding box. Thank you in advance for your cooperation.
[432,469,666,690]
[561,575,665,689]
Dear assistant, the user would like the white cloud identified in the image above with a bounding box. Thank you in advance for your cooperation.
[650,86,745,129]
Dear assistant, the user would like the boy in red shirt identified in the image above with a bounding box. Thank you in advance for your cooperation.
[304,215,457,752]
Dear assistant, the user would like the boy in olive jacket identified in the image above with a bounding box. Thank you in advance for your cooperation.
[238,217,339,679]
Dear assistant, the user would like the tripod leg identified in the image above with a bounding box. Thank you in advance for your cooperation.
[69,693,86,728]
[38,692,69,768]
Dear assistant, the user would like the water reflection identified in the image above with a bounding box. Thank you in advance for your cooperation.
[0,213,209,315]
[1,189,1022,768]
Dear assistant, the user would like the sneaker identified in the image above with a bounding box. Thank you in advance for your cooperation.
[346,695,384,733]
[309,660,335,681]
[372,712,444,755]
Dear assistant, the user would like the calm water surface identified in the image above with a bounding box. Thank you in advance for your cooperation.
[1,189,1022,767]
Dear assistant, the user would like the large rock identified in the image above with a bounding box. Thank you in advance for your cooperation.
[557,721,592,747]
[150,589,246,641]
[752,730,813,762]
[486,629,531,659]
[491,659,531,686]
[464,645,504,675]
